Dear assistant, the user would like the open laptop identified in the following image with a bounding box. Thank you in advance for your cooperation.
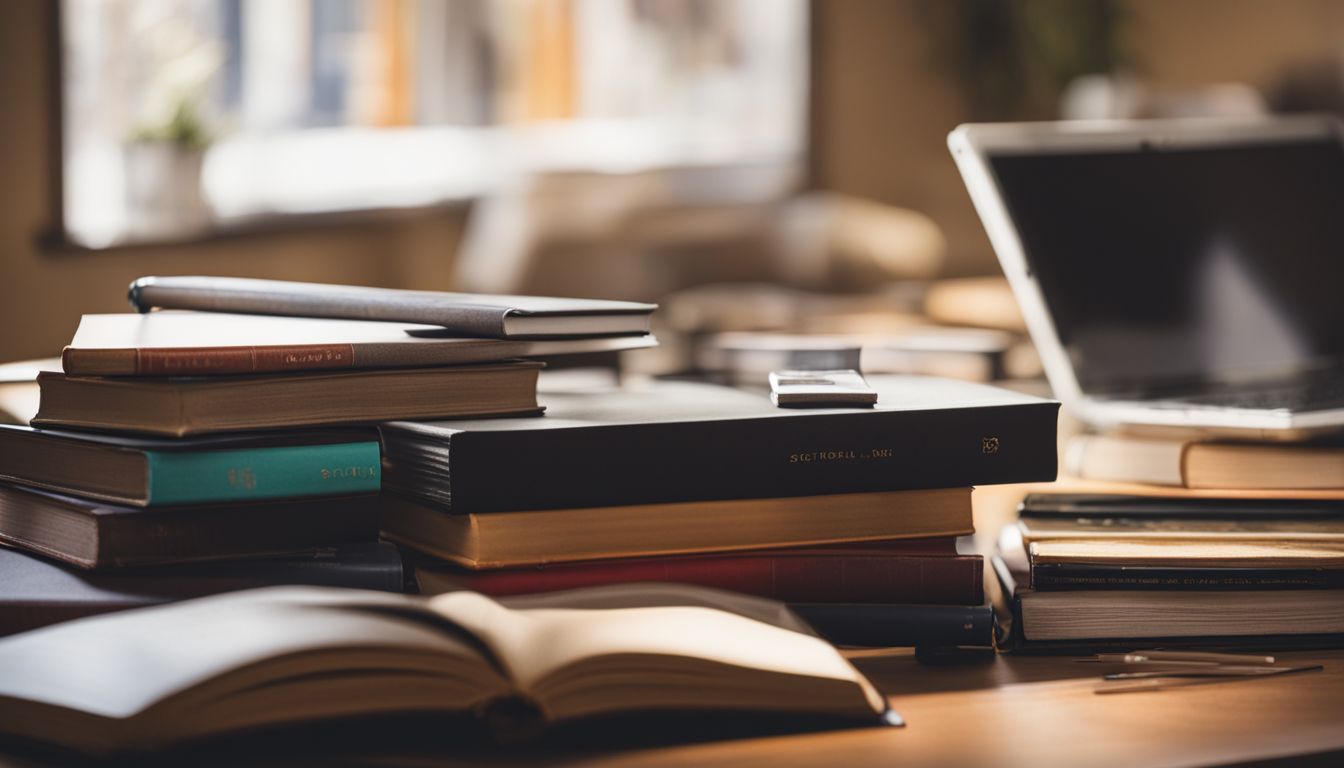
[949,116,1344,440]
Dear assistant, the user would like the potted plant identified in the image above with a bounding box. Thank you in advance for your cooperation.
[125,92,213,239]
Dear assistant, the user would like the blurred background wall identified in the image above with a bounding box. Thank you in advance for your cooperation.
[2,0,1343,360]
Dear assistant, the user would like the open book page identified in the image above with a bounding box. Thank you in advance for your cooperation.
[429,590,887,721]
[0,588,493,723]
[496,582,818,634]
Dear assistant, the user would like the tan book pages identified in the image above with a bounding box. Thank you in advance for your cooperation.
[1028,538,1344,568]
[382,488,973,569]
[1025,477,1344,501]
[64,312,656,376]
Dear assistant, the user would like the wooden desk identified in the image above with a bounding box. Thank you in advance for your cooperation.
[541,648,1343,768]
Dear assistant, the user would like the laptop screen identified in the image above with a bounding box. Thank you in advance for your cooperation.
[988,136,1344,396]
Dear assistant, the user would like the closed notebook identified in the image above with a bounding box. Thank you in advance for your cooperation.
[0,543,406,637]
[0,425,380,506]
[128,276,657,338]
[381,376,1058,512]
[32,363,543,437]
[0,484,380,569]
[1067,433,1344,490]
[414,539,984,605]
[383,488,973,569]
[63,312,656,376]
[992,549,1344,643]
[0,585,889,755]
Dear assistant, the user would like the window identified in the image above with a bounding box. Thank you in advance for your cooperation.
[59,0,808,247]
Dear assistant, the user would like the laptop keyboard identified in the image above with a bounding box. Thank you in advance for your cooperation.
[1172,370,1344,411]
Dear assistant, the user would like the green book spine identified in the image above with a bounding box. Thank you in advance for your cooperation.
[145,442,380,505]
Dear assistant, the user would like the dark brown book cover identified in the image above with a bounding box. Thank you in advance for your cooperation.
[32,363,543,437]
[0,484,380,569]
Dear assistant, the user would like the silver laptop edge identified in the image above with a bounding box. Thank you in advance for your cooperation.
[948,116,1344,439]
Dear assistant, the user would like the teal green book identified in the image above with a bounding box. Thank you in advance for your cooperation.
[0,425,380,507]
[146,442,380,505]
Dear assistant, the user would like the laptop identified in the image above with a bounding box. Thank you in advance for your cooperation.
[949,116,1344,440]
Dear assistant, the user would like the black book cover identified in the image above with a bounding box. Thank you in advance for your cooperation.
[383,376,1058,512]
[789,603,995,648]
[1031,563,1344,590]
[1019,493,1344,518]
[0,543,407,637]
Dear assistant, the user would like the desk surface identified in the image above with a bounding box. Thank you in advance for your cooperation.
[549,647,1344,768]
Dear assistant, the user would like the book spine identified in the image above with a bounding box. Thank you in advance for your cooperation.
[789,603,995,647]
[145,442,381,506]
[127,542,407,592]
[1031,566,1344,591]
[449,402,1058,512]
[98,495,382,568]
[446,554,984,605]
[133,345,358,375]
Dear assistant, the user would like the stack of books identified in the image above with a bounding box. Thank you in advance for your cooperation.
[993,432,1344,651]
[385,375,1060,649]
[0,277,657,636]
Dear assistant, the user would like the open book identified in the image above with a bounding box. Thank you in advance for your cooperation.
[0,584,889,755]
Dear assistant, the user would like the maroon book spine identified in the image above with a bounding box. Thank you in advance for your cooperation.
[442,552,984,605]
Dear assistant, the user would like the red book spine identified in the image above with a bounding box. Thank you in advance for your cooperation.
[451,553,984,605]
[135,344,357,375]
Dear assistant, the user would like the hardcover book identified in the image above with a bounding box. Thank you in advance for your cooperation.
[63,312,656,377]
[32,362,543,437]
[127,276,657,339]
[1000,521,1344,588]
[381,376,1058,513]
[0,425,380,506]
[413,539,984,605]
[788,603,995,648]
[991,551,1344,644]
[1066,433,1344,490]
[382,488,974,569]
[0,543,406,636]
[0,585,889,755]
[0,484,380,569]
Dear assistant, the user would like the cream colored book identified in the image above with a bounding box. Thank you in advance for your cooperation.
[0,585,889,755]
[1066,433,1344,490]
[1016,516,1344,568]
